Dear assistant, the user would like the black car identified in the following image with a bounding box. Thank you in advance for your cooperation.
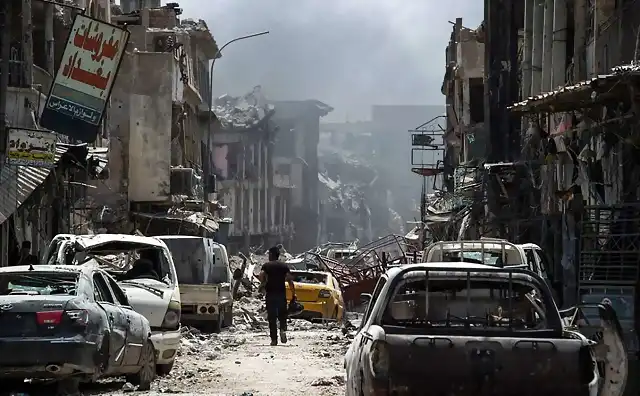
[0,264,156,393]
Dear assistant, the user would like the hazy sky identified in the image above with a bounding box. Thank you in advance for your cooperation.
[174,0,483,121]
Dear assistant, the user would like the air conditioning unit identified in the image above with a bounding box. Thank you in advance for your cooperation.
[170,167,196,196]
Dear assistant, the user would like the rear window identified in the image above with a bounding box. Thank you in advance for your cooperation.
[382,277,547,330]
[161,238,227,284]
[0,272,78,296]
[291,272,328,285]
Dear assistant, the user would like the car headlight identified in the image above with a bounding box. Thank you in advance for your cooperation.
[161,300,181,330]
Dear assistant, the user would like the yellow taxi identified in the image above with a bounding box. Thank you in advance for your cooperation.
[285,270,344,321]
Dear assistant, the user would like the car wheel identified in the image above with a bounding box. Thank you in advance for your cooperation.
[156,361,174,376]
[128,339,156,391]
[224,305,233,327]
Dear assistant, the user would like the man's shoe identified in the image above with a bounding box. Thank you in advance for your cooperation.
[280,331,287,344]
[270,339,277,346]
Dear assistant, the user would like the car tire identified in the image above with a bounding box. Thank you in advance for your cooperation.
[128,339,156,391]
[224,305,233,327]
[156,361,174,376]
[333,307,339,321]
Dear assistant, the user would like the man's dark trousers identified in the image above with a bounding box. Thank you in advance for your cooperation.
[265,292,287,341]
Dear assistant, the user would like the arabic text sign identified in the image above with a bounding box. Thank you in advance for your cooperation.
[41,14,129,142]
[6,128,57,168]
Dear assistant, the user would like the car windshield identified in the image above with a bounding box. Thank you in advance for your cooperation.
[291,272,328,285]
[74,243,173,285]
[0,272,78,296]
[382,276,547,330]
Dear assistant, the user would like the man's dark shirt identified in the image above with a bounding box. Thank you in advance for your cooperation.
[16,254,37,266]
[262,260,290,295]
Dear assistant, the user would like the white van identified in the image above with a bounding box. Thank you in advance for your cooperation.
[156,236,233,332]
[43,234,181,375]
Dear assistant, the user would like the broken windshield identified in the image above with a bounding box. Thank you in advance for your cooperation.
[381,277,547,330]
[291,271,328,285]
[0,272,78,296]
[74,245,174,285]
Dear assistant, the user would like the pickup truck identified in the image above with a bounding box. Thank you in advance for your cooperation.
[423,239,556,296]
[344,263,627,396]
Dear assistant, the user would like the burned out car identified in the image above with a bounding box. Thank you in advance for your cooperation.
[43,234,182,375]
[345,263,627,396]
[0,264,155,393]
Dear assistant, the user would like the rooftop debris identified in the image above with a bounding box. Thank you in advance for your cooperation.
[214,86,275,130]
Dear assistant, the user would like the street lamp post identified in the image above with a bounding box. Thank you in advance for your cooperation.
[205,31,270,195]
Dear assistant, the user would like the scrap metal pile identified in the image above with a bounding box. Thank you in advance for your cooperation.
[284,235,419,307]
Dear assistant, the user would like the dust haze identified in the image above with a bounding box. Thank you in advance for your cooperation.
[176,0,483,121]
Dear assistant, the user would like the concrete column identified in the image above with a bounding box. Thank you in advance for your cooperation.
[541,0,554,93]
[531,0,544,96]
[551,0,567,89]
[573,0,587,81]
[523,0,534,99]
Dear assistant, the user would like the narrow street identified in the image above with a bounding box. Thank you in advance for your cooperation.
[90,295,350,396]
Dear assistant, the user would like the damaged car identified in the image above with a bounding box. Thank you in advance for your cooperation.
[345,263,627,396]
[43,234,181,376]
[286,270,345,321]
[0,264,155,393]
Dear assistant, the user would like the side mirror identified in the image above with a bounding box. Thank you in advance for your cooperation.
[232,268,243,280]
[360,293,372,306]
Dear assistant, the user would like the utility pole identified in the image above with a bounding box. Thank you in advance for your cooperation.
[0,0,11,168]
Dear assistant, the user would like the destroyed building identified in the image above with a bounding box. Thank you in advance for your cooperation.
[210,87,285,253]
[270,100,333,251]
[80,1,227,238]
[0,0,112,265]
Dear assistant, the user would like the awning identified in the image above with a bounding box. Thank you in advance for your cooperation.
[0,145,70,224]
[0,143,109,224]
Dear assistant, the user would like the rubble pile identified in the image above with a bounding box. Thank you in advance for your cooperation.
[213,86,275,130]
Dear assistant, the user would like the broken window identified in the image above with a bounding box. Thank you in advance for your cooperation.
[469,78,484,124]
[0,272,78,296]
[382,277,547,330]
[290,271,328,285]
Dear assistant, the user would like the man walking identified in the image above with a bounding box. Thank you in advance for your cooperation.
[259,246,296,346]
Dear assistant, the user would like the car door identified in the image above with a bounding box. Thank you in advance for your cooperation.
[93,272,128,369]
[346,276,387,396]
[103,272,144,367]
[561,303,627,396]
[331,276,344,314]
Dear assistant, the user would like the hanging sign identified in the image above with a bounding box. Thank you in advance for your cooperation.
[6,128,57,168]
[40,14,129,143]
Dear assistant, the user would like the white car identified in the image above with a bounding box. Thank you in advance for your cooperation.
[44,234,182,375]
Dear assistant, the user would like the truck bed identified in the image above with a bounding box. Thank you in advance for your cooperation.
[382,328,593,396]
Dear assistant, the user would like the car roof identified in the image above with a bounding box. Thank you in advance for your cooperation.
[0,264,84,274]
[63,234,167,249]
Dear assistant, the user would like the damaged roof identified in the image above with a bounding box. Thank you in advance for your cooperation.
[213,86,275,130]
[510,64,640,113]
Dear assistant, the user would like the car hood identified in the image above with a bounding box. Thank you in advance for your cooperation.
[120,279,175,327]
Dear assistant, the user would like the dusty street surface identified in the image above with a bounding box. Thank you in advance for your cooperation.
[93,314,348,396]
